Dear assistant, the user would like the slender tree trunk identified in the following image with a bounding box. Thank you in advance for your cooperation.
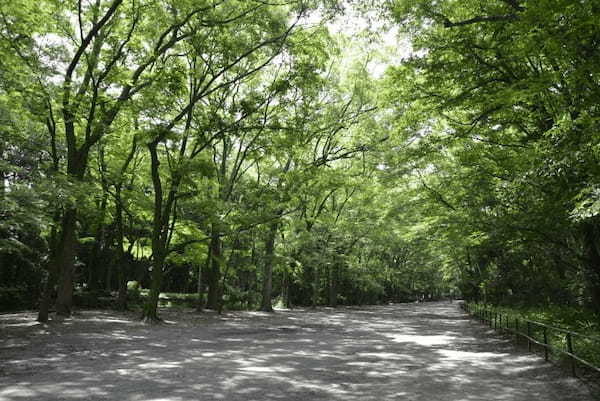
[282,267,290,308]
[206,232,222,310]
[38,268,56,322]
[312,264,319,309]
[582,221,600,312]
[141,141,166,323]
[115,186,128,310]
[88,191,108,291]
[105,257,113,293]
[259,220,278,312]
[329,263,338,307]
[196,252,210,311]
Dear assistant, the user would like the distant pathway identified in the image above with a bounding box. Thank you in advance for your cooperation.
[0,302,596,401]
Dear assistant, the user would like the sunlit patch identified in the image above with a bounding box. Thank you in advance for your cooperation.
[0,387,38,397]
[386,334,455,346]
[238,366,295,373]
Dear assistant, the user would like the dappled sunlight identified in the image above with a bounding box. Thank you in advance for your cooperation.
[386,333,456,346]
[0,302,594,401]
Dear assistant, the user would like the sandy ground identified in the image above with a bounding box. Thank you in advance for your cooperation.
[0,301,597,401]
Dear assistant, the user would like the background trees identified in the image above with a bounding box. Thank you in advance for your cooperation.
[1,0,599,319]
[384,0,600,311]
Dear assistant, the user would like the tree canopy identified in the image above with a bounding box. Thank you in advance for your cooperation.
[1,0,599,321]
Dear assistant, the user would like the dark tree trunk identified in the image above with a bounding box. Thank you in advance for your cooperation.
[55,207,78,316]
[582,222,600,311]
[312,264,319,309]
[196,252,210,311]
[38,266,57,322]
[141,141,167,323]
[105,257,113,293]
[115,186,128,310]
[53,147,88,317]
[38,210,61,322]
[142,253,164,322]
[282,266,291,309]
[206,232,222,310]
[259,221,278,312]
[329,263,338,307]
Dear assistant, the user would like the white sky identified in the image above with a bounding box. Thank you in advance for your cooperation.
[304,5,412,79]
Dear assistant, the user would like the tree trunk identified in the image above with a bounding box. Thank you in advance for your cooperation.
[329,263,338,307]
[259,221,278,312]
[105,258,113,293]
[38,210,61,322]
[312,264,319,309]
[206,232,222,310]
[38,267,56,322]
[282,266,291,309]
[55,208,78,316]
[196,252,210,311]
[582,221,600,311]
[142,253,164,322]
[115,186,128,310]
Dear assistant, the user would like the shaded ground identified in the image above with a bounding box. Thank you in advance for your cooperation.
[0,302,596,401]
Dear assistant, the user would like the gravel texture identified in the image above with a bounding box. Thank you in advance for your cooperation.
[0,301,597,401]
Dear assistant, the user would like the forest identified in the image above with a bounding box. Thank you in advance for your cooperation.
[1,0,599,324]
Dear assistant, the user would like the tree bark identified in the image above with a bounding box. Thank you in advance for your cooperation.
[54,207,78,316]
[37,209,61,322]
[196,251,210,311]
[142,252,164,322]
[259,220,278,312]
[329,263,338,307]
[206,232,222,310]
[582,221,600,311]
[115,186,128,310]
[141,141,166,323]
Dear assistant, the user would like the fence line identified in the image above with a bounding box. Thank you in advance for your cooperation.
[461,302,600,377]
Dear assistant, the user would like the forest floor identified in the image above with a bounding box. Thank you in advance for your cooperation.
[0,301,597,401]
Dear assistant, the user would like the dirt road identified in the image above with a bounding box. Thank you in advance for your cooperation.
[0,302,596,400]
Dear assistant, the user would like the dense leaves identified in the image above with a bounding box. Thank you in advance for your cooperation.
[1,0,599,324]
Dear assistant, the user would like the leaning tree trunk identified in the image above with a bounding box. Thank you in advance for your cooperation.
[259,220,278,312]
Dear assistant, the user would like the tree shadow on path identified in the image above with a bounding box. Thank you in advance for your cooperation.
[0,303,595,401]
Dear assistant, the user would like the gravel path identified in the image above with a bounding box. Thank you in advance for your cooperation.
[0,302,596,401]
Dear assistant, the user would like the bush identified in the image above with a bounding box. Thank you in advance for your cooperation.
[0,286,37,311]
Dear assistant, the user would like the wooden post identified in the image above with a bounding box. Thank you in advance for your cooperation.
[499,313,502,331]
[566,333,575,376]
[543,327,548,361]
[516,318,519,337]
[527,321,532,351]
